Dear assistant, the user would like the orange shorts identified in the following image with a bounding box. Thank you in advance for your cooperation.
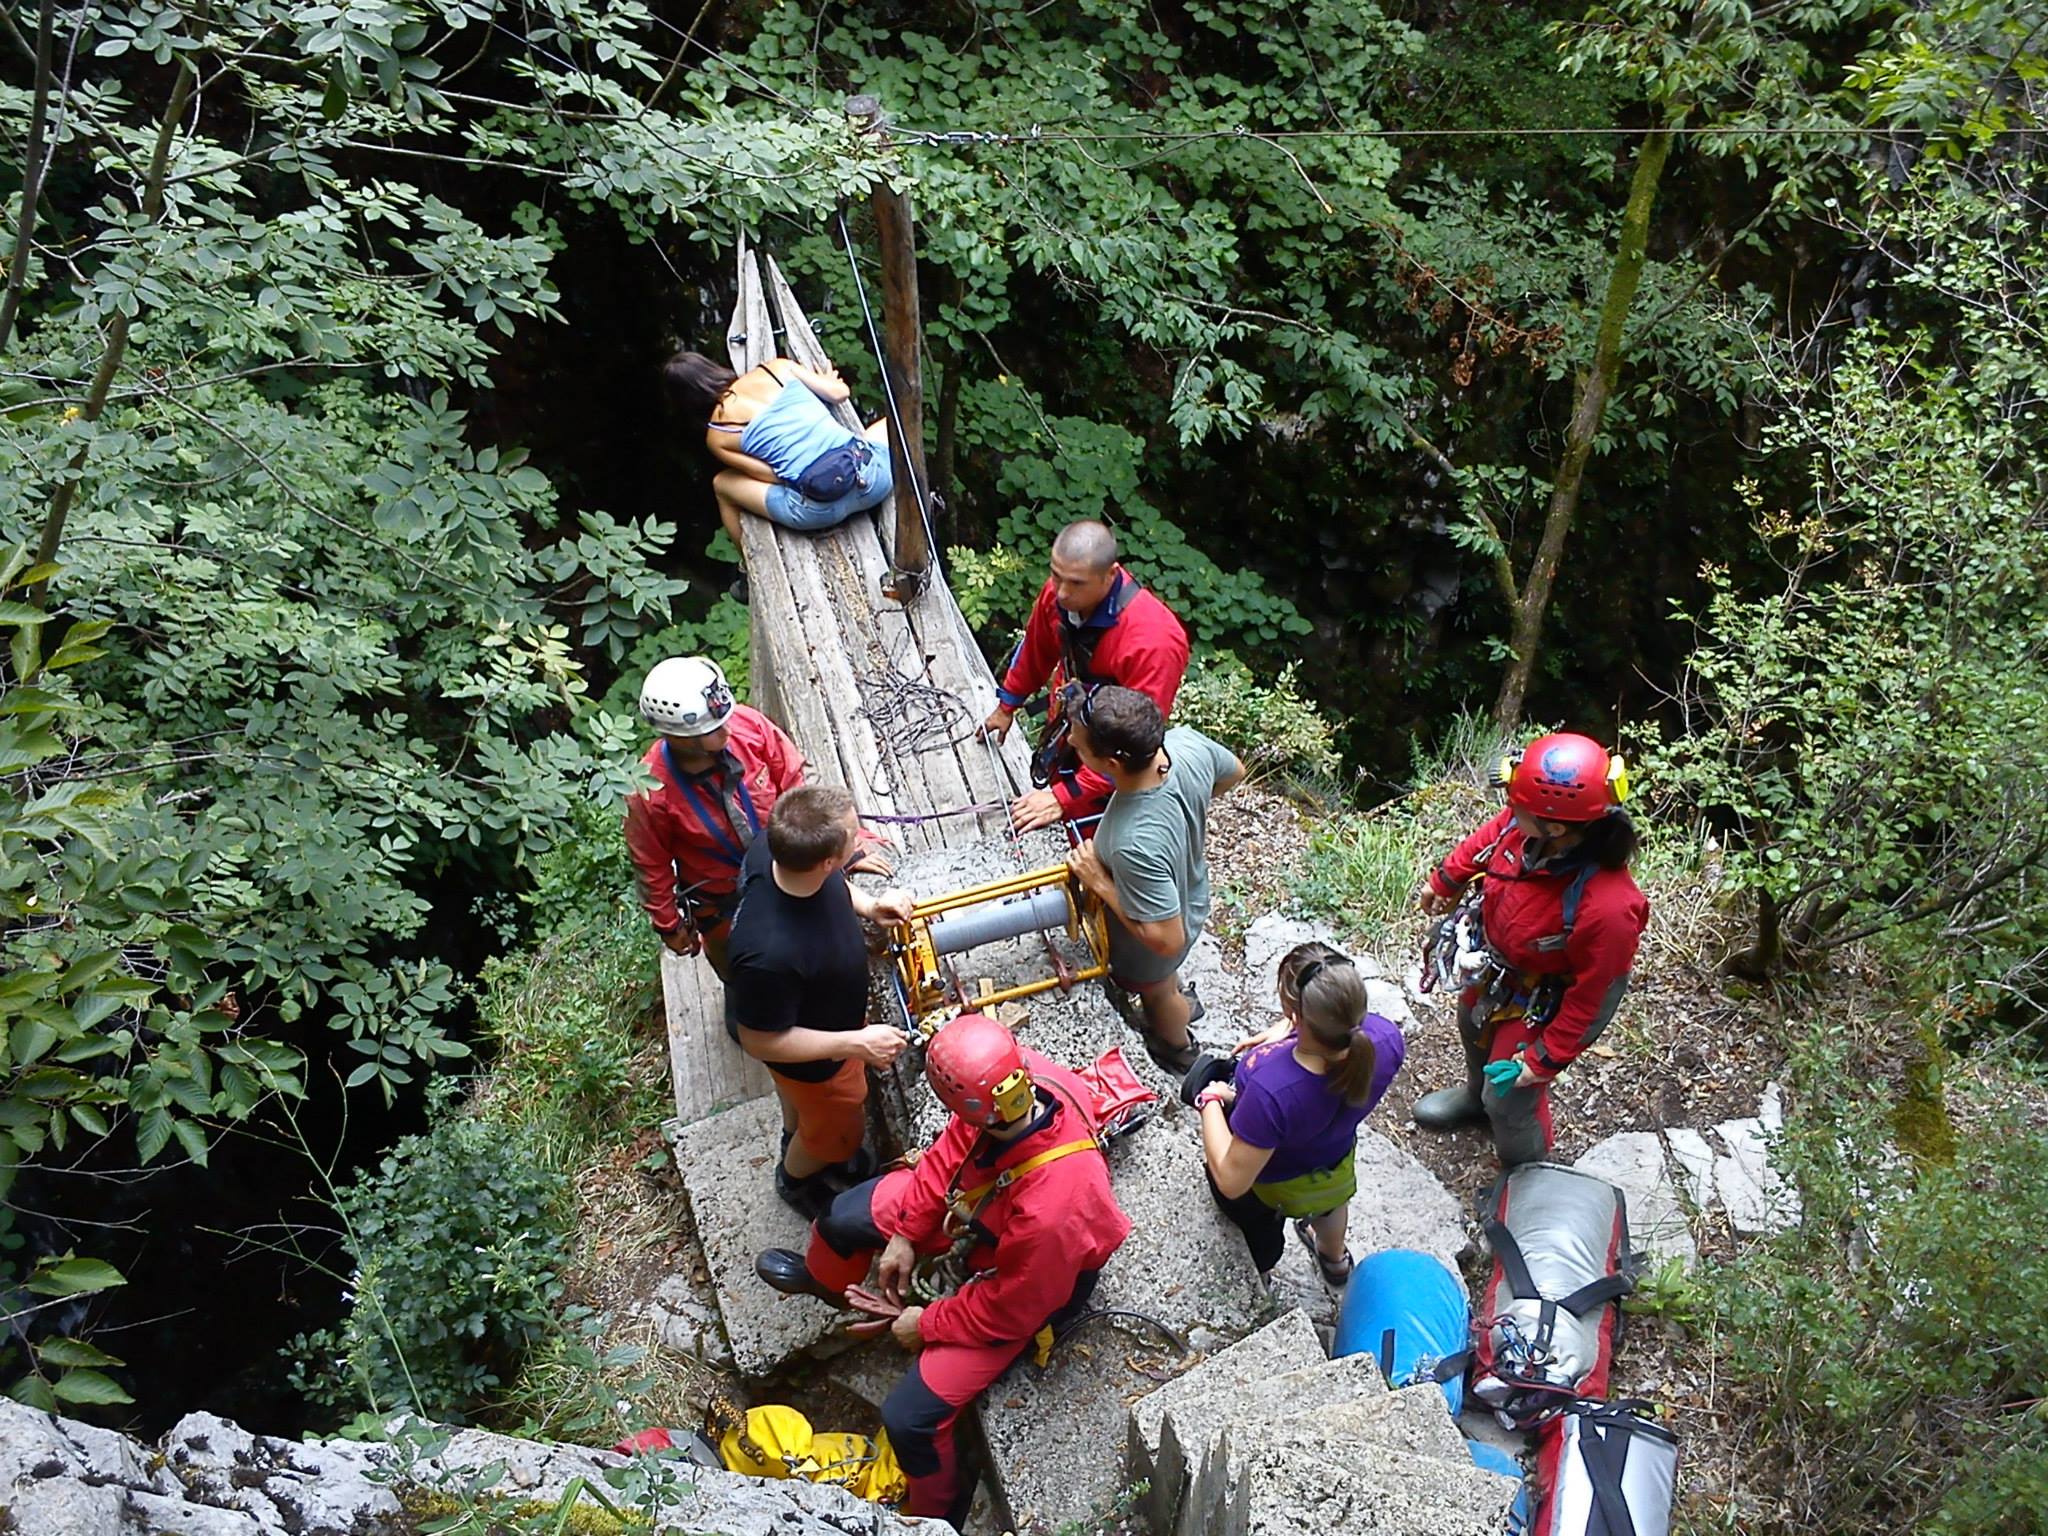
[773,1057,869,1163]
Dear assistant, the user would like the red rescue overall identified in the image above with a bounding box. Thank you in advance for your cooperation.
[622,705,882,965]
[1427,808,1650,1164]
[995,567,1189,823]
[802,1049,1132,1522]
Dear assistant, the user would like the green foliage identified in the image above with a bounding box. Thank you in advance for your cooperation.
[1170,651,1340,784]
[473,905,663,1175]
[949,379,1313,654]
[1293,712,1511,945]
[600,597,752,721]
[1690,1019,2048,1532]
[289,1103,572,1420]
[1650,161,2048,991]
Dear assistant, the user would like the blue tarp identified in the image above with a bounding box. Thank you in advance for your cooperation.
[1332,1248,1470,1417]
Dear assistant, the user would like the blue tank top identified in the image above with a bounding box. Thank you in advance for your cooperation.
[738,375,858,483]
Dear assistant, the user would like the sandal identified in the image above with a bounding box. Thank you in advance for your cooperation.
[1143,1032,1202,1076]
[1293,1218,1355,1288]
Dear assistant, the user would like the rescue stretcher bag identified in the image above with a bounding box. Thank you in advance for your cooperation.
[1332,1248,1471,1417]
[1472,1163,1634,1429]
[1530,1400,1676,1536]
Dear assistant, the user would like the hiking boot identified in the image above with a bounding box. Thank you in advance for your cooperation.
[1412,1083,1488,1131]
[1181,983,1206,1025]
[1143,1032,1201,1076]
[754,1248,849,1308]
[822,1146,876,1192]
[773,1162,836,1221]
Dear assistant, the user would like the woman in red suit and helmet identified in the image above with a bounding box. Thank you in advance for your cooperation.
[1410,733,1650,1166]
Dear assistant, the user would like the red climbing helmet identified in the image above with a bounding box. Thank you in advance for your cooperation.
[1500,732,1629,823]
[925,1011,1035,1128]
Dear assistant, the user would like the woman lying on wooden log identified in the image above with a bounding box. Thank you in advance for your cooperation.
[665,350,893,548]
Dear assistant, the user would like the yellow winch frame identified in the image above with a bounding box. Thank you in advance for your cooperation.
[888,862,1110,1026]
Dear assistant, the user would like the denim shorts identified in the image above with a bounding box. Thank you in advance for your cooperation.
[764,446,893,531]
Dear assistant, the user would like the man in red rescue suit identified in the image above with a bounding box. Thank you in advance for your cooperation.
[622,655,889,977]
[752,1012,1132,1525]
[980,519,1189,834]
[1410,733,1650,1166]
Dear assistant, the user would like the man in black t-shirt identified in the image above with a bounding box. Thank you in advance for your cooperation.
[725,784,915,1217]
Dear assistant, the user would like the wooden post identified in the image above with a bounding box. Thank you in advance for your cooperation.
[845,94,931,600]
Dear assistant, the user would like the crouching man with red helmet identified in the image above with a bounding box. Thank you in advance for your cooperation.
[1410,732,1650,1166]
[752,1012,1132,1525]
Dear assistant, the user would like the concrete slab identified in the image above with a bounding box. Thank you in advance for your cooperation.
[1126,1310,1330,1458]
[1574,1131,1697,1267]
[673,1096,842,1374]
[980,1117,1270,1530]
[1662,1127,1718,1210]
[1237,1437,1521,1536]
[1142,1355,1389,1463]
[1347,1127,1471,1278]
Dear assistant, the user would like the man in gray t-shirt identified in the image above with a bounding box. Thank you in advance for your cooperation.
[1065,686,1244,1072]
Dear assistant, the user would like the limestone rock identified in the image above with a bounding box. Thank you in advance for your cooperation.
[0,1398,929,1536]
[1573,1130,1698,1266]
[1713,1115,1800,1234]
[1142,1355,1390,1464]
[1237,1437,1519,1536]
[1661,1127,1717,1210]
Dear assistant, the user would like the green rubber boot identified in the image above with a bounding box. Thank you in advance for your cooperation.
[1411,1083,1487,1131]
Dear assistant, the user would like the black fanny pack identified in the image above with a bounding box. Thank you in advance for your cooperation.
[793,440,871,503]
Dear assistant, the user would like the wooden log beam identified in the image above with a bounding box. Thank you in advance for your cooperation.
[844,94,931,598]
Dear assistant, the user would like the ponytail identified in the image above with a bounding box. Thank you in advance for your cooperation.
[1281,943,1378,1108]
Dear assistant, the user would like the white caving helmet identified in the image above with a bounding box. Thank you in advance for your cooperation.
[639,656,737,738]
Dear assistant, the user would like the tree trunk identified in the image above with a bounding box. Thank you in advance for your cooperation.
[1493,116,1681,732]
[0,0,55,356]
[29,59,194,608]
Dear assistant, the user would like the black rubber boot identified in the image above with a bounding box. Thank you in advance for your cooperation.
[822,1146,876,1192]
[754,1248,849,1307]
[1411,1082,1488,1131]
[773,1162,836,1221]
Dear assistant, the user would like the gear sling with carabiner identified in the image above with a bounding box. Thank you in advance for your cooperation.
[919,1080,1108,1364]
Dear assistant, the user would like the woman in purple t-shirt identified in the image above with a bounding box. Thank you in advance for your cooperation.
[1195,943,1407,1287]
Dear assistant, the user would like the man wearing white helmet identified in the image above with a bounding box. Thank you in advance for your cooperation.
[624,656,891,977]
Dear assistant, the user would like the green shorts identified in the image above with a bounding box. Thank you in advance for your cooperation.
[1250,1153,1359,1220]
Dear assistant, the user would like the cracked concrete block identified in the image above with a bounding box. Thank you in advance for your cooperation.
[1264,1385,1474,1472]
[1714,1116,1799,1234]
[980,1117,1270,1530]
[674,1095,842,1373]
[1238,1437,1521,1536]
[1574,1131,1697,1266]
[1142,1355,1390,1464]
[1126,1309,1327,1459]
[1661,1127,1717,1210]
[1347,1127,1471,1277]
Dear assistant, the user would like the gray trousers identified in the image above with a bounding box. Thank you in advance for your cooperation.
[1456,975,1630,1167]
